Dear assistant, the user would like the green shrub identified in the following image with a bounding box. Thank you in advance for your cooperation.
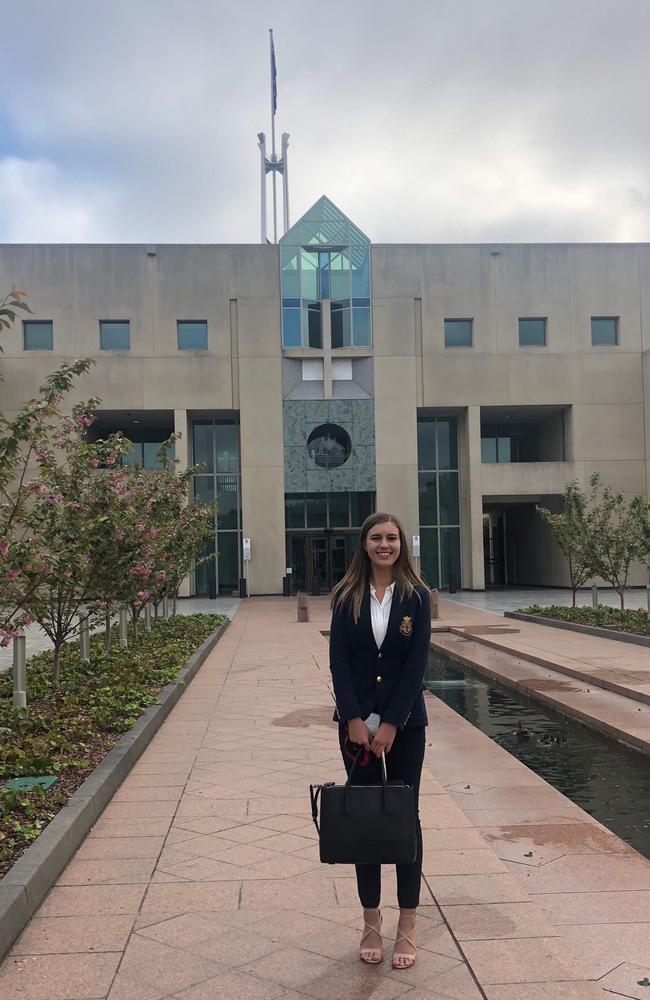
[517,604,650,636]
[0,613,225,876]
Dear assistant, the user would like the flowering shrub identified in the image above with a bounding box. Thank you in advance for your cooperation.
[1,359,215,683]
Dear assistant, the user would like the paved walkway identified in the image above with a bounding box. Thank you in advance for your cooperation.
[445,588,650,615]
[2,596,647,998]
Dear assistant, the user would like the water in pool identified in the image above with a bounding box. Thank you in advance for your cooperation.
[425,650,650,859]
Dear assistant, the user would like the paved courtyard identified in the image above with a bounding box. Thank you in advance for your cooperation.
[1,596,648,998]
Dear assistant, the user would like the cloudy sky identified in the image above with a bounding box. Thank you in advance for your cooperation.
[2,0,650,244]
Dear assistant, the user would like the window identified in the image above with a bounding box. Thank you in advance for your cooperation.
[100,320,130,350]
[444,319,473,348]
[591,316,618,346]
[518,318,546,347]
[481,424,539,463]
[23,320,53,350]
[280,196,372,349]
[284,492,374,530]
[416,416,461,589]
[191,420,241,596]
[177,321,208,350]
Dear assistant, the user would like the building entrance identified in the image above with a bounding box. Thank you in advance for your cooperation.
[288,534,353,595]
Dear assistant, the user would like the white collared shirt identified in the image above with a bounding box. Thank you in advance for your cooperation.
[369,581,395,650]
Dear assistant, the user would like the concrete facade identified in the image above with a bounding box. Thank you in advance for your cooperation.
[2,205,650,594]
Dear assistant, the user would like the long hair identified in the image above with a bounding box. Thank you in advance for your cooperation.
[330,512,428,623]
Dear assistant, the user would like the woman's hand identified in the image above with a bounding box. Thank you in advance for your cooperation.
[371,722,397,757]
[347,717,372,751]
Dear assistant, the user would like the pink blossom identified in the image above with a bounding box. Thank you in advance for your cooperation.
[6,569,20,580]
[35,451,47,461]
[89,458,100,468]
[136,523,145,532]
[137,590,150,600]
[156,570,167,582]
[63,570,72,578]
[0,540,8,557]
[148,527,159,537]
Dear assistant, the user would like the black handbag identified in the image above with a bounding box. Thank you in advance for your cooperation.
[309,748,417,865]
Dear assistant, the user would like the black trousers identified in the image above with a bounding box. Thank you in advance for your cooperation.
[338,723,426,909]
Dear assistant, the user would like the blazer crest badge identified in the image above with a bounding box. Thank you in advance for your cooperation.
[399,615,413,637]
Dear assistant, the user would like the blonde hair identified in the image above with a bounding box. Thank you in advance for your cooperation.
[330,512,427,623]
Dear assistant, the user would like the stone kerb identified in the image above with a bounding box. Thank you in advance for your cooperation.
[0,621,229,963]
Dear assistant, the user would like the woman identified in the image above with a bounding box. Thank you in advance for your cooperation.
[329,512,431,969]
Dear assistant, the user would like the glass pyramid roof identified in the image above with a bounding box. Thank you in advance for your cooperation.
[281,196,370,248]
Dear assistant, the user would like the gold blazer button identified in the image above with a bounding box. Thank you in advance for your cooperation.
[376,675,383,683]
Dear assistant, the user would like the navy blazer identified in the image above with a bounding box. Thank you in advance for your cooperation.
[329,584,430,730]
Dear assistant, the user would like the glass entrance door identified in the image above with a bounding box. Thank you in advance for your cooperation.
[287,534,352,594]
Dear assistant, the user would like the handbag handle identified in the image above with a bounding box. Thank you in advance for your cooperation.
[345,747,388,787]
[344,750,389,815]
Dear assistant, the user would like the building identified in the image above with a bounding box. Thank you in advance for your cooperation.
[1,196,650,595]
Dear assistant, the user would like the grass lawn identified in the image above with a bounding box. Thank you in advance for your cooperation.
[0,612,226,879]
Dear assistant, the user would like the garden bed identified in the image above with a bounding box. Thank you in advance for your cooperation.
[508,604,650,646]
[0,613,226,879]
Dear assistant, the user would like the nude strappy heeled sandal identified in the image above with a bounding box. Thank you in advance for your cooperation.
[392,911,416,969]
[360,908,383,964]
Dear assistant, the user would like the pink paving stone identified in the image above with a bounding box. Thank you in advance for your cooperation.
[531,889,650,925]
[460,936,592,984]
[38,885,147,918]
[427,873,531,905]
[88,816,173,838]
[599,963,650,999]
[12,914,134,956]
[173,970,287,1000]
[559,923,650,980]
[73,835,165,861]
[443,901,558,941]
[56,858,157,886]
[484,985,608,1000]
[116,934,225,995]
[135,881,241,926]
[421,848,506,876]
[0,953,120,999]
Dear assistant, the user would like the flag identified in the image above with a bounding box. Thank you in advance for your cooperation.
[270,31,277,115]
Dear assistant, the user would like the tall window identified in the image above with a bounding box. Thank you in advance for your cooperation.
[100,320,130,350]
[178,321,208,350]
[518,318,547,347]
[444,319,473,348]
[280,196,372,349]
[591,316,618,346]
[23,320,53,350]
[192,420,241,596]
[417,416,461,589]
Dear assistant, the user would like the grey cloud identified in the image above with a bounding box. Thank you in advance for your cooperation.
[2,0,650,242]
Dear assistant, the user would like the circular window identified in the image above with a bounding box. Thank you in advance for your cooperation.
[307,423,352,469]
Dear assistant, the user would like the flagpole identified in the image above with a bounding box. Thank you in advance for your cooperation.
[269,28,278,243]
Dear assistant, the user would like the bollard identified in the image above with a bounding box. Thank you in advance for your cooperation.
[297,592,310,623]
[144,603,152,631]
[430,588,440,620]
[119,607,128,648]
[12,635,26,708]
[79,615,90,663]
[592,584,598,609]
[162,595,169,620]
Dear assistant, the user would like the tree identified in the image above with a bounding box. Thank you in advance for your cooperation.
[537,480,593,607]
[0,360,94,647]
[8,401,131,683]
[583,473,647,610]
[0,288,31,366]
